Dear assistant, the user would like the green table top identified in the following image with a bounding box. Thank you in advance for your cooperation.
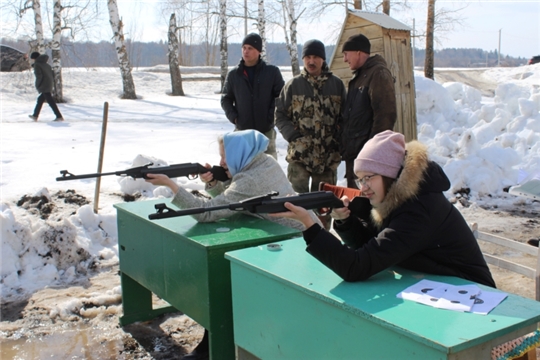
[225,237,540,353]
[114,199,300,249]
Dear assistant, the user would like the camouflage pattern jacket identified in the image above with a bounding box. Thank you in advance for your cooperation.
[275,67,346,174]
[340,54,397,161]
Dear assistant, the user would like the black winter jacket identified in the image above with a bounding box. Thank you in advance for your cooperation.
[221,58,284,133]
[340,55,397,161]
[303,141,496,288]
[33,54,54,94]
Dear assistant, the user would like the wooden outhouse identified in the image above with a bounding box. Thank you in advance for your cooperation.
[329,10,417,141]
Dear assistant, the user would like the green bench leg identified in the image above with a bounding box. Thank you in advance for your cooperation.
[119,272,177,326]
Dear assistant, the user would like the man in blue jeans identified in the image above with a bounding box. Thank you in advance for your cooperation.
[28,51,64,122]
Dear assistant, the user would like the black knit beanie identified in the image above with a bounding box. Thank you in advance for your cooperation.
[302,39,326,60]
[30,52,40,59]
[342,34,371,54]
[242,33,263,52]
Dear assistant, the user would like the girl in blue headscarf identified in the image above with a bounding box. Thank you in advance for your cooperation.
[146,129,321,231]
[146,129,321,359]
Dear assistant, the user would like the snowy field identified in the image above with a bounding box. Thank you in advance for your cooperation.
[1,63,539,298]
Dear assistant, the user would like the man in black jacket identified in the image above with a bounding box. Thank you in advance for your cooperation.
[221,33,284,159]
[28,52,64,122]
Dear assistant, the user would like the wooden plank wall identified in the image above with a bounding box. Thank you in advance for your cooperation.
[329,13,417,142]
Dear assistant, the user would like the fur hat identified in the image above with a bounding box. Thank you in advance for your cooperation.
[354,130,405,179]
[302,39,326,60]
[30,52,40,59]
[342,34,371,54]
[242,33,263,52]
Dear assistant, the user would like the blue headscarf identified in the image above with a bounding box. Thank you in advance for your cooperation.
[223,130,269,176]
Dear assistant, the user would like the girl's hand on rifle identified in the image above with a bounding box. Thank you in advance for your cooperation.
[331,196,351,221]
[145,173,180,194]
[269,202,316,230]
[199,163,218,187]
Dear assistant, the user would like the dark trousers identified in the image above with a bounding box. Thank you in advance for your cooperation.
[32,92,63,118]
[345,159,360,189]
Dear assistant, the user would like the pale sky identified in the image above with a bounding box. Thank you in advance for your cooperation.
[1,0,538,59]
[111,0,539,59]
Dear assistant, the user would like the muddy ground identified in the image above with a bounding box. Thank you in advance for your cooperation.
[1,190,539,359]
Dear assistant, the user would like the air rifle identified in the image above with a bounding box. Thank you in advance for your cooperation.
[56,162,230,182]
[148,191,345,220]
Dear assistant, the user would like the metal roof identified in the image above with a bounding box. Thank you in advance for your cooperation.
[348,10,412,31]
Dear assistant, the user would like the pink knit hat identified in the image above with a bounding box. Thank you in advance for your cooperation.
[353,130,405,179]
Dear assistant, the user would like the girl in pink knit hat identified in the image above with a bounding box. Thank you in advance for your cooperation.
[272,130,496,288]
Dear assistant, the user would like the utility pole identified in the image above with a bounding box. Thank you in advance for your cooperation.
[412,18,415,69]
[498,28,502,66]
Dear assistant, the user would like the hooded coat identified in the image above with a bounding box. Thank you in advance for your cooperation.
[32,54,54,94]
[340,54,397,161]
[221,58,284,134]
[275,65,346,174]
[302,140,496,288]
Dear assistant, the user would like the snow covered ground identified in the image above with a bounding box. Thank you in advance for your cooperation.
[1,63,539,299]
[0,63,539,358]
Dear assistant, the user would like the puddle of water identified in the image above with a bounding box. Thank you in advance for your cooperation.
[0,325,124,360]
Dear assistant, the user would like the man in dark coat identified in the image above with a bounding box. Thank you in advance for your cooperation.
[28,52,64,122]
[340,34,397,188]
[221,33,284,159]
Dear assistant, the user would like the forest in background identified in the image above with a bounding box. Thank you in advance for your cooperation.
[1,38,530,69]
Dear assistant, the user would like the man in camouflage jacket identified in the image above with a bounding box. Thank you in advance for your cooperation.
[275,39,346,194]
[340,34,397,188]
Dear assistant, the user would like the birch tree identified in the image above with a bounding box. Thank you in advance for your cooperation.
[51,0,63,102]
[168,13,185,96]
[257,0,267,62]
[279,0,301,76]
[29,0,46,53]
[424,0,435,79]
[107,0,137,99]
[219,0,228,91]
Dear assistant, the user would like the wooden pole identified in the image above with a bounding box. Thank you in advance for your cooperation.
[94,102,109,214]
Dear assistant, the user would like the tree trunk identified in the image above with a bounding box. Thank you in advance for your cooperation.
[382,0,390,15]
[219,0,228,92]
[51,0,63,103]
[286,0,300,76]
[353,0,362,10]
[424,0,435,79]
[31,0,46,54]
[257,0,267,62]
[107,0,137,99]
[168,13,184,96]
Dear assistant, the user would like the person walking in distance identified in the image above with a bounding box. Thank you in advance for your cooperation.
[340,34,397,188]
[221,33,284,159]
[275,39,345,194]
[28,51,64,122]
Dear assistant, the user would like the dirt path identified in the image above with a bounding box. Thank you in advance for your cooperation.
[434,68,499,96]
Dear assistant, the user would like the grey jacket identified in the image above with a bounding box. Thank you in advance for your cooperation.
[33,54,54,94]
[172,153,321,231]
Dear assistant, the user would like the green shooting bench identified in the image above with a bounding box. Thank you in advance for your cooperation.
[225,237,540,359]
[114,199,300,360]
